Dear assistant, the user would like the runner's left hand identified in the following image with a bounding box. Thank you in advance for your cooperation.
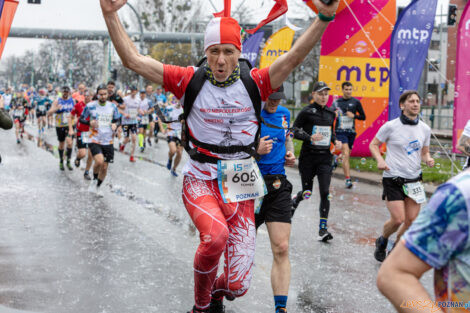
[312,0,339,18]
[426,157,435,168]
[285,151,296,167]
[346,111,355,119]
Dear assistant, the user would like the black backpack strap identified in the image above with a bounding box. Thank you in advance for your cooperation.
[183,58,207,119]
[238,58,262,122]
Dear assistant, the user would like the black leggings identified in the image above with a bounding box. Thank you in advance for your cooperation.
[297,153,333,219]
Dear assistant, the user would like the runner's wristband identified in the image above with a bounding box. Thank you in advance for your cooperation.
[318,12,335,22]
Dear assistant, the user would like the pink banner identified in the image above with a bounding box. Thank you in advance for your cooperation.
[318,0,396,157]
[453,2,470,152]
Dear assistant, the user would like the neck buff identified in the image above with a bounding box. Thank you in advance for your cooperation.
[205,64,240,88]
[400,112,419,125]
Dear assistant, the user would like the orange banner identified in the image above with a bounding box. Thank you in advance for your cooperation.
[0,0,19,59]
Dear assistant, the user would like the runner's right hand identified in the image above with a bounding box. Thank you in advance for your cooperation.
[257,136,273,155]
[377,160,390,171]
[100,0,127,15]
[90,120,99,129]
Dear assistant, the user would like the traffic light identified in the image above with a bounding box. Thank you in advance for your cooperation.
[27,0,41,3]
[448,4,457,26]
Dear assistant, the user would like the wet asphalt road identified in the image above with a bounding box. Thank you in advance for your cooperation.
[0,124,434,313]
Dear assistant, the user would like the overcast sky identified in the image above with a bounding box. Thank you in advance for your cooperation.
[2,0,450,58]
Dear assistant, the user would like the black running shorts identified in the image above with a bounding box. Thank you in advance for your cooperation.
[89,143,114,163]
[122,124,138,137]
[255,175,293,228]
[167,136,182,145]
[382,177,406,201]
[76,132,88,149]
[56,127,69,142]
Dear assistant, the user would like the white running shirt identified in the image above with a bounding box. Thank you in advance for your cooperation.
[376,118,431,179]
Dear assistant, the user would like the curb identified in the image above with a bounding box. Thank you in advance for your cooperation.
[291,160,438,197]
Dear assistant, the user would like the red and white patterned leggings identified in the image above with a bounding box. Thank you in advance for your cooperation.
[182,176,256,310]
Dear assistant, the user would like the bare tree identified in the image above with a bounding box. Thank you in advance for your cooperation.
[124,0,204,33]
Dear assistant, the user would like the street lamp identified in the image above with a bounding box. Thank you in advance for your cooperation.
[126,2,144,90]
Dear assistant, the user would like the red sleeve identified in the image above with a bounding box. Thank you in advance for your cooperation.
[71,104,77,117]
[163,64,196,100]
[250,66,275,102]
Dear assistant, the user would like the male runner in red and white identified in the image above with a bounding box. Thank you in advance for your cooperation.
[71,89,94,180]
[100,0,340,312]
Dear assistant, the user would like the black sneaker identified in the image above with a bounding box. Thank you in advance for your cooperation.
[188,306,209,313]
[66,162,73,171]
[74,158,80,168]
[292,191,303,210]
[374,236,388,262]
[345,178,353,189]
[318,228,333,242]
[209,299,225,313]
[59,162,65,171]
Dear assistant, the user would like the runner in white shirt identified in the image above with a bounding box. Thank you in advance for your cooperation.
[80,84,121,195]
[457,120,470,170]
[161,97,183,177]
[3,88,12,112]
[137,90,154,152]
[119,86,140,162]
[369,90,434,262]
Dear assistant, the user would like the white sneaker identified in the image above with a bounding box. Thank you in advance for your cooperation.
[96,185,103,197]
[88,180,98,193]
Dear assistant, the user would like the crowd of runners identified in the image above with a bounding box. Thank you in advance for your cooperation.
[0,0,469,312]
[0,81,186,190]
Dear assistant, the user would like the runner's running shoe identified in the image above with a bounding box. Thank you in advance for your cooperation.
[187,306,209,313]
[84,171,91,180]
[59,162,65,171]
[119,144,125,152]
[88,180,98,193]
[209,299,225,313]
[74,158,80,168]
[345,178,353,189]
[374,236,388,262]
[166,159,172,170]
[318,228,333,242]
[130,156,136,163]
[66,161,73,171]
[170,170,178,177]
